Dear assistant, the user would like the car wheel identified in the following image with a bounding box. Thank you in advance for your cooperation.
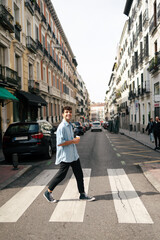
[46,143,52,159]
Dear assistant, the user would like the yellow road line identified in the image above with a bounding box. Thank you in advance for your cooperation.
[121,152,160,159]
[134,160,160,165]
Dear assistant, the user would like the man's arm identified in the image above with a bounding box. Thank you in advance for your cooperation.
[58,137,80,146]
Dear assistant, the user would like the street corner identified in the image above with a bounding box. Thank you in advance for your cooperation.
[138,162,160,193]
[0,164,32,190]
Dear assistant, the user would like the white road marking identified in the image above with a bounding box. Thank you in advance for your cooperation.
[49,169,91,222]
[107,169,153,224]
[0,170,58,222]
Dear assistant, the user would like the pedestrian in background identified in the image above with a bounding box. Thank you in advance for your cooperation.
[43,106,95,202]
[146,118,154,143]
[153,116,160,150]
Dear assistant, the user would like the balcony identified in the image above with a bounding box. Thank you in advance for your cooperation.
[41,12,46,24]
[0,65,21,89]
[25,0,34,15]
[149,15,157,34]
[26,36,37,53]
[148,52,160,74]
[34,1,40,15]
[28,80,39,94]
[128,91,136,100]
[143,8,149,26]
[36,40,43,52]
[0,4,14,33]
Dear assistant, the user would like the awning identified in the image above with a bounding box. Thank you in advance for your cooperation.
[0,87,19,101]
[16,90,47,106]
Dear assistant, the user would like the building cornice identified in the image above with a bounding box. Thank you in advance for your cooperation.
[44,0,75,58]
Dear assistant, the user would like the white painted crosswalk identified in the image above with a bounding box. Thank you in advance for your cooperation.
[108,169,153,224]
[0,168,154,224]
[50,169,91,222]
[0,170,58,222]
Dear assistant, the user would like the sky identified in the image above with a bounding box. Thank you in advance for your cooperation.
[52,0,127,103]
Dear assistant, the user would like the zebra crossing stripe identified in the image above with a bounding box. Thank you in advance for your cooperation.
[0,170,58,222]
[107,169,153,224]
[49,169,91,222]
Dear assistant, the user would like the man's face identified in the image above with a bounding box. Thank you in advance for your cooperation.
[156,117,159,122]
[62,110,72,122]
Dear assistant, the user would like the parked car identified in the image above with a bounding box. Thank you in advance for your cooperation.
[103,121,109,129]
[91,121,102,132]
[72,122,84,136]
[2,120,57,162]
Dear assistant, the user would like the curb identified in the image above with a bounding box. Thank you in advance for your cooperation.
[0,165,32,190]
[139,164,160,193]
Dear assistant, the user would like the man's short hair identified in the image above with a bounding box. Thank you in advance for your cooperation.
[62,106,72,113]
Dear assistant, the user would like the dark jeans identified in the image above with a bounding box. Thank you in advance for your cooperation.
[48,159,85,193]
[154,132,160,148]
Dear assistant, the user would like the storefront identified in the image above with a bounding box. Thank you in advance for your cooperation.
[0,87,19,147]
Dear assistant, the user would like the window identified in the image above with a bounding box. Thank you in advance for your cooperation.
[40,0,43,13]
[35,25,39,41]
[36,62,40,80]
[46,10,49,23]
[47,42,50,54]
[27,20,31,36]
[43,66,46,82]
[29,63,33,80]
[53,74,55,87]
[15,54,21,77]
[42,34,45,48]
[48,71,51,86]
[51,19,53,31]
[154,82,160,95]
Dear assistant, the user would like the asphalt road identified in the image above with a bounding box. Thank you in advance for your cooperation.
[0,129,160,240]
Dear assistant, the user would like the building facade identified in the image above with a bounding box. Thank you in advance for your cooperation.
[0,0,90,146]
[105,0,160,133]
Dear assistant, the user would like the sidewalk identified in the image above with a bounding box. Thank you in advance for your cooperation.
[0,148,31,190]
[119,128,160,193]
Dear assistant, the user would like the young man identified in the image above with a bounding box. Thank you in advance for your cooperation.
[43,106,95,202]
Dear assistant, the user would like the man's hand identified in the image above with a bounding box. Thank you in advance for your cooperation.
[72,137,80,144]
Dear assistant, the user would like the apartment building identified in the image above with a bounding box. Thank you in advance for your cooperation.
[105,0,160,133]
[90,103,105,122]
[0,0,90,145]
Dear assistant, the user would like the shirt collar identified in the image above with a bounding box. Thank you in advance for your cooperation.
[62,119,70,126]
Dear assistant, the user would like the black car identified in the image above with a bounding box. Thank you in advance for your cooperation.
[72,122,84,136]
[2,120,57,162]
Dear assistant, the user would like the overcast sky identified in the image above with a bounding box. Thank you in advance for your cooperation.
[52,0,127,103]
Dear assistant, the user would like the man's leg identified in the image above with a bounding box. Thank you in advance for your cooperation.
[71,159,84,193]
[154,133,158,148]
[71,159,95,201]
[44,162,70,202]
[48,162,70,191]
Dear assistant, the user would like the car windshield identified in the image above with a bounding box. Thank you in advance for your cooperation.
[6,124,39,135]
[93,123,100,125]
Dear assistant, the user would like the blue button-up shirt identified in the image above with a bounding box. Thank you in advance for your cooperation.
[55,119,79,165]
